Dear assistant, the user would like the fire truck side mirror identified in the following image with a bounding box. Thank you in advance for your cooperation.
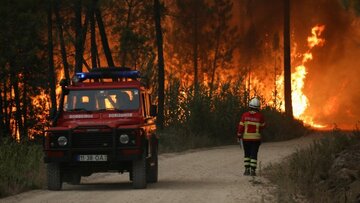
[150,105,157,117]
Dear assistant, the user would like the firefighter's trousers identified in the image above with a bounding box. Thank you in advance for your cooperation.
[243,141,261,170]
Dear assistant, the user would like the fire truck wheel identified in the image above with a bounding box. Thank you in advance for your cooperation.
[147,144,158,183]
[47,163,62,191]
[132,155,147,189]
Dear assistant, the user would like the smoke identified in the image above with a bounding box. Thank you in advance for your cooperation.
[233,0,360,129]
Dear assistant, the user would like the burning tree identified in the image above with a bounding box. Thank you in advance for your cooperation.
[0,0,49,140]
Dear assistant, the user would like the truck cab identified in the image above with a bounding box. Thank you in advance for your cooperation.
[44,68,158,190]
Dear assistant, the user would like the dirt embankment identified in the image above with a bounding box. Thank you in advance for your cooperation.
[0,136,316,203]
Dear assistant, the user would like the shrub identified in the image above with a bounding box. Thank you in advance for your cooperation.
[261,107,308,142]
[0,138,45,197]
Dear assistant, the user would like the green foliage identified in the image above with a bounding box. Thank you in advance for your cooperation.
[262,107,307,142]
[110,0,155,69]
[164,81,244,140]
[264,131,360,202]
[160,78,307,152]
[0,139,45,197]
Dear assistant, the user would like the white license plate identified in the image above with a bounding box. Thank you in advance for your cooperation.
[77,155,108,162]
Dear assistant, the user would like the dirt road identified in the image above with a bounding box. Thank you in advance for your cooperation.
[1,136,316,203]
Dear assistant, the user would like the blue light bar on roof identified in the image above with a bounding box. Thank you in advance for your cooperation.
[77,73,86,79]
[75,70,140,82]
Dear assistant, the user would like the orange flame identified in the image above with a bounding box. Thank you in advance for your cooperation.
[307,25,325,48]
[292,65,308,117]
[291,25,326,128]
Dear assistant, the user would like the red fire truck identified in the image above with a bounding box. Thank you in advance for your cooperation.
[43,68,158,190]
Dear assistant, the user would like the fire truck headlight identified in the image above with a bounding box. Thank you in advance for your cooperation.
[119,134,129,144]
[57,136,68,146]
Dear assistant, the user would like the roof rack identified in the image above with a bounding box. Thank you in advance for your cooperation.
[74,67,140,82]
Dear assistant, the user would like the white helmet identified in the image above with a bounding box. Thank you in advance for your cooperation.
[249,97,260,109]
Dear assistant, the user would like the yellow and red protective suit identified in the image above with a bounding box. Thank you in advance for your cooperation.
[237,110,265,173]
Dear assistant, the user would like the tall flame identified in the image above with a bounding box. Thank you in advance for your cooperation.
[291,25,326,127]
[292,65,308,117]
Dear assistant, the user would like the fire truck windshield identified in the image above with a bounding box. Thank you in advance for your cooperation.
[64,88,140,111]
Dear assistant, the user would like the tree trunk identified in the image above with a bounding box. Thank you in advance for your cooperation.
[209,27,221,98]
[154,0,165,130]
[273,56,278,108]
[121,2,133,68]
[95,7,115,67]
[22,81,28,140]
[193,12,199,95]
[54,0,70,81]
[0,85,4,138]
[283,0,293,118]
[3,80,10,136]
[74,0,82,73]
[48,0,57,114]
[10,70,23,139]
[79,7,91,71]
[90,2,98,68]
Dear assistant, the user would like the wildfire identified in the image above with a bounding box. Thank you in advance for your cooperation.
[292,65,308,117]
[290,25,326,128]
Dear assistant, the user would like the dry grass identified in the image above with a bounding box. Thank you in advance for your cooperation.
[0,139,45,198]
[264,130,360,202]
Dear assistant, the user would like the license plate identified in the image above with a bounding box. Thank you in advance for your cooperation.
[77,155,108,162]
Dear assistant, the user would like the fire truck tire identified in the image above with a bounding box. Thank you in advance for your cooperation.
[47,163,62,191]
[132,156,147,189]
[147,143,158,183]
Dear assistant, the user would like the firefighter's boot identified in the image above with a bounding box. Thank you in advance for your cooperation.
[250,168,256,176]
[243,168,250,176]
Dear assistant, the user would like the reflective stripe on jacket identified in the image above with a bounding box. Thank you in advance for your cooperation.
[238,111,265,141]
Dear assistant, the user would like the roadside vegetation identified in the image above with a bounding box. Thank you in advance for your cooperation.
[264,128,360,202]
[0,138,45,198]
[158,82,308,153]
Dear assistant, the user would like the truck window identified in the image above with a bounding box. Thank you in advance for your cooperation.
[64,89,140,111]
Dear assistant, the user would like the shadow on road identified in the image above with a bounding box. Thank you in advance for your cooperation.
[63,182,132,191]
[63,177,246,192]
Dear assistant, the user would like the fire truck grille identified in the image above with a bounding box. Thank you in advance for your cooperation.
[72,133,113,148]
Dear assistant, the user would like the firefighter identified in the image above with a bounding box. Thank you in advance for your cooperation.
[237,97,265,176]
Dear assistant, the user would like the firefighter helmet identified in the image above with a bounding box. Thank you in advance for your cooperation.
[249,97,260,109]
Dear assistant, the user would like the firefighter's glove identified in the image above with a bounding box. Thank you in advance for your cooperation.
[237,133,242,143]
[237,132,242,139]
